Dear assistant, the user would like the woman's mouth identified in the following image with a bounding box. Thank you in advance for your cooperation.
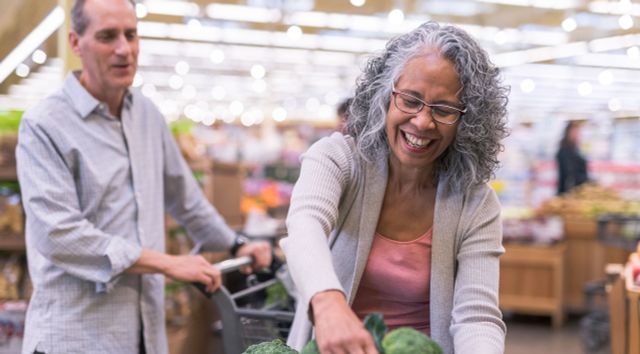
[402,131,433,150]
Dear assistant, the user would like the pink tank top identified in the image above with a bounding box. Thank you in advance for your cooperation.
[351,228,432,336]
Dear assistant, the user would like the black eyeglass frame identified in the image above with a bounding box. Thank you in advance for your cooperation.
[391,85,467,125]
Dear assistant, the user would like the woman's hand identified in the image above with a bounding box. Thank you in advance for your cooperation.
[311,290,379,354]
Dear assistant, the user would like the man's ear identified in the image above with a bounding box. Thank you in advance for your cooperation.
[68,31,82,57]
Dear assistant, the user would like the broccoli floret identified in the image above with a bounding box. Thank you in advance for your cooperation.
[300,339,320,354]
[382,328,443,354]
[242,338,299,354]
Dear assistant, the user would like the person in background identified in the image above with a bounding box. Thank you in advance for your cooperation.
[336,97,352,133]
[556,121,589,195]
[281,22,509,354]
[16,1,271,353]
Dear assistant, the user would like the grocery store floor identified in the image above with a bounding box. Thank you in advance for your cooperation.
[505,313,611,354]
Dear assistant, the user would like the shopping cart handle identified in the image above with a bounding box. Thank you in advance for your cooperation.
[192,254,284,298]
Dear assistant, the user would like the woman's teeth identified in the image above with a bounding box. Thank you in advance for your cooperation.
[404,132,431,148]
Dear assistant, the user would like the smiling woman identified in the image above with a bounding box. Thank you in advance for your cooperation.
[281,21,510,354]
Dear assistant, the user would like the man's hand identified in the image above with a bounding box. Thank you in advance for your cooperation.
[164,254,221,292]
[127,250,221,292]
[235,241,272,273]
[311,290,379,354]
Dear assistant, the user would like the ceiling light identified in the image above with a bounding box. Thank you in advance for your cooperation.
[598,70,614,85]
[494,30,508,45]
[520,79,536,93]
[388,9,404,25]
[272,107,287,122]
[168,75,184,90]
[211,86,226,100]
[561,17,577,32]
[608,98,622,111]
[306,97,320,111]
[350,0,366,7]
[181,85,197,100]
[135,3,148,19]
[251,64,266,79]
[229,101,244,116]
[206,4,281,23]
[619,14,634,30]
[210,49,225,64]
[187,19,202,31]
[15,64,30,78]
[627,46,640,58]
[287,26,303,40]
[174,61,190,75]
[0,6,64,83]
[252,79,267,93]
[577,81,592,96]
[31,49,47,64]
[144,1,199,17]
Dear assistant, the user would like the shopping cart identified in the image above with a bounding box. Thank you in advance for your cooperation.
[580,214,640,352]
[193,256,295,354]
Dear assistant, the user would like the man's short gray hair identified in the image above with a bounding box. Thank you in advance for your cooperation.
[71,0,136,35]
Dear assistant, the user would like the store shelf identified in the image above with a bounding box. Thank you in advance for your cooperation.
[0,166,17,181]
[500,242,567,328]
[0,233,25,251]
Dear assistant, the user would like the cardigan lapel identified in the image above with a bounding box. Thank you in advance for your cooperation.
[429,180,464,348]
[347,156,388,304]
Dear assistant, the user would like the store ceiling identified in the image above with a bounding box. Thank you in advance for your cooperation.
[6,0,640,124]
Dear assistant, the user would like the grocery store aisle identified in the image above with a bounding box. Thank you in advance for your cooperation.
[505,314,611,354]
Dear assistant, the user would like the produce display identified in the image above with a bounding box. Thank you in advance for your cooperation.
[537,183,640,219]
[243,314,442,354]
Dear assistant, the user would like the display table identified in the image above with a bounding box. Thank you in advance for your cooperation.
[500,242,567,328]
[608,265,640,354]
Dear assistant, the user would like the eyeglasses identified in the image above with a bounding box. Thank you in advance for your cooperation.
[391,85,467,125]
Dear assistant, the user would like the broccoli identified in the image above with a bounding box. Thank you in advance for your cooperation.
[300,339,319,354]
[382,327,443,354]
[242,338,299,354]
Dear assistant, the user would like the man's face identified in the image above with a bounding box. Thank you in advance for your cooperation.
[69,0,138,97]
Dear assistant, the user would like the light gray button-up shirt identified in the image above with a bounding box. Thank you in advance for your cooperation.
[17,73,236,354]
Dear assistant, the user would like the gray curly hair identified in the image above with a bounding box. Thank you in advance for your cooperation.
[346,21,509,191]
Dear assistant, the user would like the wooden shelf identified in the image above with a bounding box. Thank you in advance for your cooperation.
[0,166,17,181]
[0,233,25,251]
[500,242,567,328]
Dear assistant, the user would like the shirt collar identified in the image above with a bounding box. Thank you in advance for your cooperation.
[63,71,134,119]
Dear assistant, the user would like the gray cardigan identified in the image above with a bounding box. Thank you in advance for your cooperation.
[280,133,506,354]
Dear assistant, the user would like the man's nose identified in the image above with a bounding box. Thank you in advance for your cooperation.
[114,35,132,56]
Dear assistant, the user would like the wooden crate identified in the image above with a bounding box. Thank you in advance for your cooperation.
[500,242,567,328]
[607,265,640,354]
[564,218,630,312]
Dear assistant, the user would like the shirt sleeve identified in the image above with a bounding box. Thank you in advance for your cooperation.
[17,118,142,287]
[160,121,235,252]
[280,133,353,314]
[450,187,506,354]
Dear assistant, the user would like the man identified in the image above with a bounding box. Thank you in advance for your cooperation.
[16,1,271,353]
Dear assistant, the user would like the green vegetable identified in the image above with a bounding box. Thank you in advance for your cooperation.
[382,327,443,354]
[300,339,319,354]
[243,338,298,354]
[265,281,288,306]
[364,313,387,353]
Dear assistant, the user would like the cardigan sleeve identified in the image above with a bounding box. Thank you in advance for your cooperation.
[280,133,354,315]
[450,186,506,354]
